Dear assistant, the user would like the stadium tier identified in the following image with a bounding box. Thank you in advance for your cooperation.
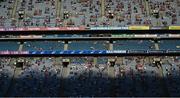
[23,41,64,51]
[0,0,180,97]
[0,58,14,96]
[0,40,179,51]
[0,0,179,28]
[68,41,108,50]
[0,56,180,97]
[159,40,180,50]
[113,40,155,50]
[0,41,20,51]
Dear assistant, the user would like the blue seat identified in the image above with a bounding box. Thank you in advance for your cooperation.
[68,41,107,50]
[114,40,154,50]
[0,42,19,51]
[159,40,180,50]
[23,41,64,51]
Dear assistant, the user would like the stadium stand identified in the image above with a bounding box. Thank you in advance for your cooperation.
[0,41,20,51]
[68,41,108,50]
[7,57,62,97]
[0,40,179,51]
[0,56,179,97]
[113,40,155,50]
[23,41,64,51]
[0,58,14,96]
[0,0,180,97]
[0,0,179,28]
[159,40,180,50]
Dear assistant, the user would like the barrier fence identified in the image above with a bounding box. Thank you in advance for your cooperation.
[0,50,179,55]
[0,26,179,32]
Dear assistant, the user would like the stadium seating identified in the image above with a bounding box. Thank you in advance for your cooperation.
[23,41,64,51]
[8,57,62,97]
[0,42,20,51]
[0,56,180,97]
[0,40,180,51]
[161,56,180,96]
[114,40,154,50]
[64,61,110,97]
[0,0,179,28]
[0,40,179,51]
[0,0,180,97]
[97,57,108,64]
[114,56,165,96]
[0,58,14,96]
[159,40,180,50]
[68,41,108,50]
